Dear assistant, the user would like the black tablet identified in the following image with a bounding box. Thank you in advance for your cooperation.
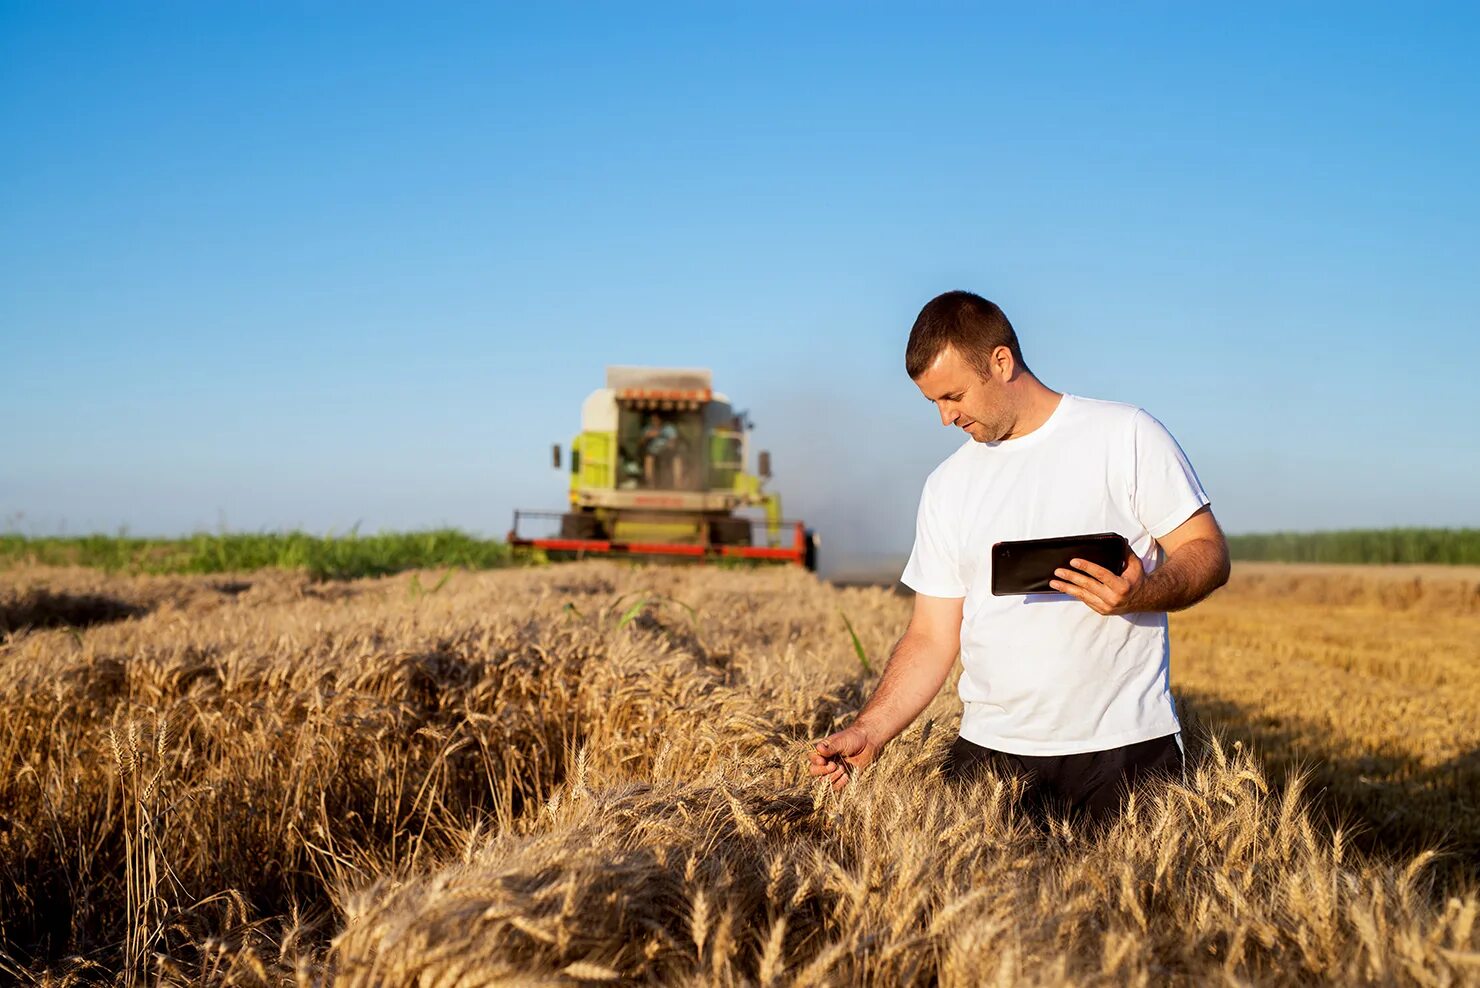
[990,532,1130,596]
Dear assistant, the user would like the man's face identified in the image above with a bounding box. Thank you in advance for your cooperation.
[913,345,1014,443]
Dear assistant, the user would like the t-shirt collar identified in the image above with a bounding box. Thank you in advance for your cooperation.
[978,393,1072,452]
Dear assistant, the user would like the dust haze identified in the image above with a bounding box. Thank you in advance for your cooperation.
[743,380,962,584]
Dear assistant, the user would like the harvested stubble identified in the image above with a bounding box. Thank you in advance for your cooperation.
[0,561,1476,985]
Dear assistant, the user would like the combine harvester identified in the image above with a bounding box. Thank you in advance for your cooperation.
[508,366,819,570]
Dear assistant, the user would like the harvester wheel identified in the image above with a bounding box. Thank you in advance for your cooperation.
[804,529,820,572]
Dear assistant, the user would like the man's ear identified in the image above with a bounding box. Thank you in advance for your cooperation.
[992,344,1016,382]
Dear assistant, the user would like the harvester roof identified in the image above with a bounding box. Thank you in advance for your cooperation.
[606,365,713,411]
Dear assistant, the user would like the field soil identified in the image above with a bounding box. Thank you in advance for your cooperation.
[2,560,1477,985]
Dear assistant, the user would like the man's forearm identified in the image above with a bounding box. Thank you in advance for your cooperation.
[850,632,958,746]
[1131,537,1230,613]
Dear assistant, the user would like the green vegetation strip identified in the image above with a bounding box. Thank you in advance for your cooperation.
[4,527,1476,579]
[0,530,523,580]
[1227,528,1480,565]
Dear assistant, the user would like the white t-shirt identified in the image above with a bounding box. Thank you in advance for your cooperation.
[900,394,1210,756]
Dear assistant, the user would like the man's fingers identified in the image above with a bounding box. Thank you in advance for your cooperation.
[808,746,853,774]
[805,752,860,792]
[1066,558,1126,590]
[816,729,864,758]
[1049,579,1081,600]
[1050,579,1111,614]
[1073,558,1118,583]
[809,727,874,790]
[1054,564,1127,608]
[1052,568,1111,603]
[811,754,854,780]
[1052,566,1096,591]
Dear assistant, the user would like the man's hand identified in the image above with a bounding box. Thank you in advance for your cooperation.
[1050,547,1145,616]
[801,593,963,793]
[807,724,881,792]
[1050,508,1231,615]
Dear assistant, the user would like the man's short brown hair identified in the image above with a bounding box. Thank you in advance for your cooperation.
[905,291,1029,380]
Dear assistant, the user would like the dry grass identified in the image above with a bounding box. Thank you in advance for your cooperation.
[1,561,1476,985]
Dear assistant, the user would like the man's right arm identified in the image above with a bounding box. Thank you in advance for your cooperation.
[806,591,963,791]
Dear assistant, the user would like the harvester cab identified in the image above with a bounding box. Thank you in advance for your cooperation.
[508,366,819,570]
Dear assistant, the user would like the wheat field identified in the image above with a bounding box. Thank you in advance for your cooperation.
[1,560,1478,985]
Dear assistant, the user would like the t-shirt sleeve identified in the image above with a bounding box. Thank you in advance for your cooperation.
[900,472,968,597]
[1131,409,1212,540]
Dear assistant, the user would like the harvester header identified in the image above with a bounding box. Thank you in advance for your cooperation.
[508,365,818,570]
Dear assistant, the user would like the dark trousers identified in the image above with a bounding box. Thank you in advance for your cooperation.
[942,732,1184,829]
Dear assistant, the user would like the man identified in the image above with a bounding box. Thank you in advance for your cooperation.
[806,291,1230,825]
[640,413,683,489]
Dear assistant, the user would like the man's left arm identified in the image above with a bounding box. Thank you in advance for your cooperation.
[1050,505,1231,615]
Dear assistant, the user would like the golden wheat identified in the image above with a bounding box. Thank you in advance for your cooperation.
[0,560,1476,985]
[1172,562,1480,879]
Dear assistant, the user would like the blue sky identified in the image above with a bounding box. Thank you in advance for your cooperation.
[3,3,1477,563]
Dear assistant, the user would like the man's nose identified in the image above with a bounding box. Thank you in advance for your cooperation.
[938,403,956,427]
